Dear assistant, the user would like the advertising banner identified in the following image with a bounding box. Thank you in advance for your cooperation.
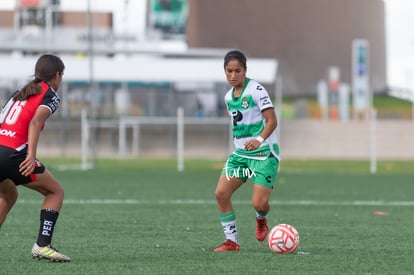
[150,0,188,34]
[352,39,370,115]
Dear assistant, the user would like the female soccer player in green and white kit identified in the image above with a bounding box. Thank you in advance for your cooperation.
[213,50,280,252]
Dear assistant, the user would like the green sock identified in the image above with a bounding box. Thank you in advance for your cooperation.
[256,211,268,220]
[219,211,238,243]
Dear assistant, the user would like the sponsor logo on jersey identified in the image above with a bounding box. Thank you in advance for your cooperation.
[233,134,251,139]
[47,95,61,113]
[260,96,271,106]
[0,129,16,137]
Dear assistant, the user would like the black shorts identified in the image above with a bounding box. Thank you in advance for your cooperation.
[0,145,45,186]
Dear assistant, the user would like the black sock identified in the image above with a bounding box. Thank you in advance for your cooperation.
[36,209,59,247]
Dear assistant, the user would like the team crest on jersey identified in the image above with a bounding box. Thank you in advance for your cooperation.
[241,97,249,109]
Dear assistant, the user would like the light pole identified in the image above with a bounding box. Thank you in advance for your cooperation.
[87,0,97,168]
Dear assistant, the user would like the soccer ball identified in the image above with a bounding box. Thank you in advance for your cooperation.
[268,224,300,254]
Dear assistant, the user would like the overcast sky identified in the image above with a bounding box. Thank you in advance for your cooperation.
[384,0,414,89]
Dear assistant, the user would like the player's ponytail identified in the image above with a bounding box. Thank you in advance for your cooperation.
[13,78,43,101]
[13,54,65,101]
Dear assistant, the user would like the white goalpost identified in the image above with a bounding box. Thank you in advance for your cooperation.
[56,108,93,171]
[81,108,93,170]
[80,107,232,172]
[370,109,377,174]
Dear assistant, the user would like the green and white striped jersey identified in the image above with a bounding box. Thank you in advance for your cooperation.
[224,78,280,160]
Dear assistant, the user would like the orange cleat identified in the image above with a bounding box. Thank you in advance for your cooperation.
[212,239,240,252]
[256,217,269,242]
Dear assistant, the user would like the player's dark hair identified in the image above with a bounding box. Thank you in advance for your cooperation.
[13,54,65,101]
[224,50,247,69]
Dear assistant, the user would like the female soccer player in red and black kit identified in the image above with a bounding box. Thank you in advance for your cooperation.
[0,54,70,262]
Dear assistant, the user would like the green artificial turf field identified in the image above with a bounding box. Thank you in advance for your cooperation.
[1,159,413,274]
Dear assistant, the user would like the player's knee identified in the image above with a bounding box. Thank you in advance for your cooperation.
[214,189,223,200]
[46,181,64,199]
[0,181,18,207]
[215,189,230,202]
[55,183,65,198]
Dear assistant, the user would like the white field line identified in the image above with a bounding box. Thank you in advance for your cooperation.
[16,199,414,206]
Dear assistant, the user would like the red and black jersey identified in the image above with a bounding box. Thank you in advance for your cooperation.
[0,82,60,150]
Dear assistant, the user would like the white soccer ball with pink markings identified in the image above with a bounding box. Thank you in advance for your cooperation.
[268,224,300,254]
